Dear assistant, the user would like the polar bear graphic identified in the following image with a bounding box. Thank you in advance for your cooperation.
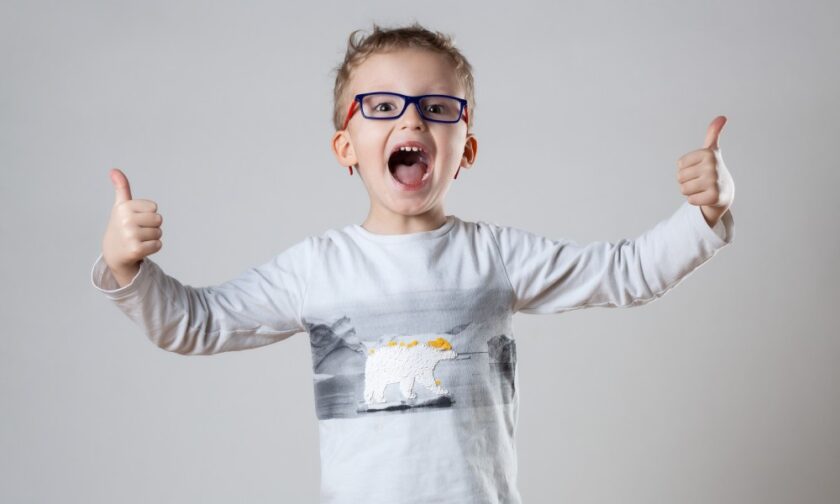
[363,336,457,404]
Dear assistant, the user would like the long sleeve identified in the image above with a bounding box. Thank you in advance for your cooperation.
[90,238,313,355]
[486,202,735,314]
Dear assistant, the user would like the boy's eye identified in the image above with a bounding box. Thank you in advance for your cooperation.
[424,103,448,115]
[369,98,400,112]
[374,102,396,112]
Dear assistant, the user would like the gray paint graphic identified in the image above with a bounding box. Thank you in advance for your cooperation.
[306,316,517,420]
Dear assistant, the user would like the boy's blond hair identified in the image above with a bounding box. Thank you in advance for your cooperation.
[331,22,476,132]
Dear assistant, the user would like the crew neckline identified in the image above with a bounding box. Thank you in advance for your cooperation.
[350,215,458,243]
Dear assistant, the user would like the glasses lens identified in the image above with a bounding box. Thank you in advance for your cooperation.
[361,94,405,118]
[418,95,462,122]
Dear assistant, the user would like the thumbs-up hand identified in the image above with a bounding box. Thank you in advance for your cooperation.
[676,115,735,227]
[101,168,163,283]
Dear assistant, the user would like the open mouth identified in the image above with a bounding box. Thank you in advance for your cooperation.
[387,147,431,188]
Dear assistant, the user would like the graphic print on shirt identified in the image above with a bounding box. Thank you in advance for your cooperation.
[306,315,516,420]
[359,336,457,412]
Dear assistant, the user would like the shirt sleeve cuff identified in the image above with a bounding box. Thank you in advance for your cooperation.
[90,253,151,299]
[684,203,735,247]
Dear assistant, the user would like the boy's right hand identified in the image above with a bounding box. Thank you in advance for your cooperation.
[101,168,163,285]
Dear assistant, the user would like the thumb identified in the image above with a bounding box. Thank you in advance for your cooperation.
[703,115,727,151]
[110,168,132,204]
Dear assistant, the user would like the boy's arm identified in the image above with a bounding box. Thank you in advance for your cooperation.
[487,202,734,314]
[90,238,312,355]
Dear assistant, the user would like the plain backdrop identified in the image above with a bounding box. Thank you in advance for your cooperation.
[2,0,838,502]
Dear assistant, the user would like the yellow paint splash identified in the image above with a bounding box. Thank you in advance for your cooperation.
[426,337,452,350]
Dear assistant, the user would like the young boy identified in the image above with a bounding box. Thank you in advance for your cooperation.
[91,22,735,504]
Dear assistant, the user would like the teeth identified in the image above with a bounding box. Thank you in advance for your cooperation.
[398,146,422,152]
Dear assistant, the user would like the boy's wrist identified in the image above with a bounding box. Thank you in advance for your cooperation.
[108,261,141,288]
[700,204,726,228]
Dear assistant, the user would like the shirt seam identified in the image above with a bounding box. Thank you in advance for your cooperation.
[298,237,313,331]
[485,222,519,314]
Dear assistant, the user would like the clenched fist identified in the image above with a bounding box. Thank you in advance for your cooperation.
[101,168,163,286]
[676,115,735,228]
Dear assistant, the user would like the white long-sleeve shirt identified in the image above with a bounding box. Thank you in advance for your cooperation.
[91,201,733,504]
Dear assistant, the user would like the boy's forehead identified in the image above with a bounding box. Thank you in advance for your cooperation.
[349,49,463,96]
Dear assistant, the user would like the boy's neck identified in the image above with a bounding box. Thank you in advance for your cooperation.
[361,207,448,235]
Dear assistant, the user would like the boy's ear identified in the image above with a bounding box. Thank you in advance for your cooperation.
[331,130,358,169]
[459,134,479,170]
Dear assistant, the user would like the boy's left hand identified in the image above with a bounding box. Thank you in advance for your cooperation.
[676,115,735,227]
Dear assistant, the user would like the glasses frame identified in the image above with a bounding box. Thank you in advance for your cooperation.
[342,91,469,130]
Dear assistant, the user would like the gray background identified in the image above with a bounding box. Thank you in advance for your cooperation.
[2,0,838,502]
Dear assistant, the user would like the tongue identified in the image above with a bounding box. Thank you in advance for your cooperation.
[393,162,426,185]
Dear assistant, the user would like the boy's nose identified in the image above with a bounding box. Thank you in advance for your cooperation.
[398,103,427,130]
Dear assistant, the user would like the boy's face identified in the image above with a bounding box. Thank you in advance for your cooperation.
[331,48,478,227]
